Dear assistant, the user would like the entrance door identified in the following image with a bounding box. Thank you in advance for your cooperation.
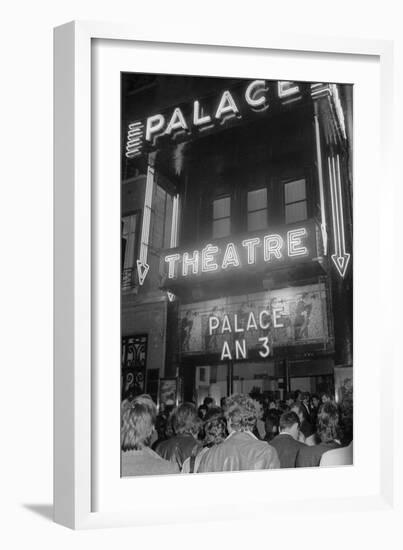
[195,364,228,407]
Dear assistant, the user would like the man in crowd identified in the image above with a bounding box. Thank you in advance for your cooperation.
[291,402,314,441]
[269,411,307,468]
[155,402,202,469]
[197,394,280,472]
[301,392,312,422]
[296,401,342,467]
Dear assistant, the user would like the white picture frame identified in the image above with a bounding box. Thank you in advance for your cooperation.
[54,21,395,529]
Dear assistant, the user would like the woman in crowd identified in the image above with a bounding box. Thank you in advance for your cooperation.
[291,402,315,443]
[296,401,342,467]
[155,402,202,469]
[182,407,228,473]
[121,395,179,476]
[197,394,280,472]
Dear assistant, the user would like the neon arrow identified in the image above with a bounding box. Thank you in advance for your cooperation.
[136,260,149,286]
[328,155,350,278]
[136,165,154,286]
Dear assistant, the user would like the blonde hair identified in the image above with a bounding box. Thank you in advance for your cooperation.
[121,395,157,451]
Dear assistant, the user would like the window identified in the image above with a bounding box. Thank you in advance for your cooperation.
[121,213,140,288]
[247,188,268,231]
[284,178,308,224]
[212,196,231,238]
[151,184,174,249]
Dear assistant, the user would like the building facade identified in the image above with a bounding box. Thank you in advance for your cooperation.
[121,74,353,407]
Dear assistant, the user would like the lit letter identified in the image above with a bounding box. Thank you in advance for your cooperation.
[258,337,270,358]
[222,315,232,333]
[246,312,258,331]
[221,341,232,361]
[182,250,199,276]
[259,310,271,330]
[201,244,219,272]
[222,242,240,269]
[235,339,247,360]
[242,237,261,264]
[278,81,299,99]
[234,314,244,333]
[193,100,212,126]
[165,108,188,135]
[164,253,180,279]
[264,234,283,261]
[215,90,239,121]
[287,228,308,257]
[245,80,269,110]
[145,114,165,141]
[209,316,219,335]
[273,308,284,328]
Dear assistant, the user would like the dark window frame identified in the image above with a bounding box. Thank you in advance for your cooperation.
[211,194,232,239]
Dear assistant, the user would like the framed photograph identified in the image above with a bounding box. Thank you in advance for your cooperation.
[54,21,395,529]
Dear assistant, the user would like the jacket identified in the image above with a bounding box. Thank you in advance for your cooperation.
[155,433,202,470]
[296,440,341,468]
[269,433,307,468]
[197,430,280,473]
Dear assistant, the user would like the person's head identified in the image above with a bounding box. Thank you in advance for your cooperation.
[317,401,340,443]
[302,392,310,405]
[220,396,229,410]
[203,407,228,447]
[321,392,331,404]
[203,396,214,409]
[293,390,302,403]
[121,394,157,451]
[290,403,305,423]
[279,411,301,440]
[198,404,208,419]
[172,402,201,437]
[225,394,262,433]
[285,392,294,407]
[311,394,320,409]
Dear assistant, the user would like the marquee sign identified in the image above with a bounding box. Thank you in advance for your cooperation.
[125,80,302,158]
[162,219,320,283]
[179,283,329,360]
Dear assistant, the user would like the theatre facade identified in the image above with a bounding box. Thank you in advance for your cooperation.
[121,74,353,407]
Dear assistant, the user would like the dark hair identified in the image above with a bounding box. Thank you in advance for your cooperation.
[317,401,340,443]
[172,402,201,436]
[293,390,302,400]
[279,411,300,431]
[203,408,227,446]
[203,397,214,407]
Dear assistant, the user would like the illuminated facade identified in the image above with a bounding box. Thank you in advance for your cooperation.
[121,74,353,406]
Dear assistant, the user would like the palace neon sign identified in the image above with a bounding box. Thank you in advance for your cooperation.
[126,80,301,158]
[163,223,316,281]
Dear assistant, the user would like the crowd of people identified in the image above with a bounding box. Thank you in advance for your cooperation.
[121,390,353,477]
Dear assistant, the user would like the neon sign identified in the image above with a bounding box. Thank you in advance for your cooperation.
[126,80,300,158]
[162,220,318,282]
[178,283,329,360]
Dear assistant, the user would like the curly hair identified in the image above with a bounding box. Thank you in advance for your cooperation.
[203,407,228,446]
[225,394,262,432]
[171,402,201,436]
[317,401,340,443]
[121,394,157,451]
